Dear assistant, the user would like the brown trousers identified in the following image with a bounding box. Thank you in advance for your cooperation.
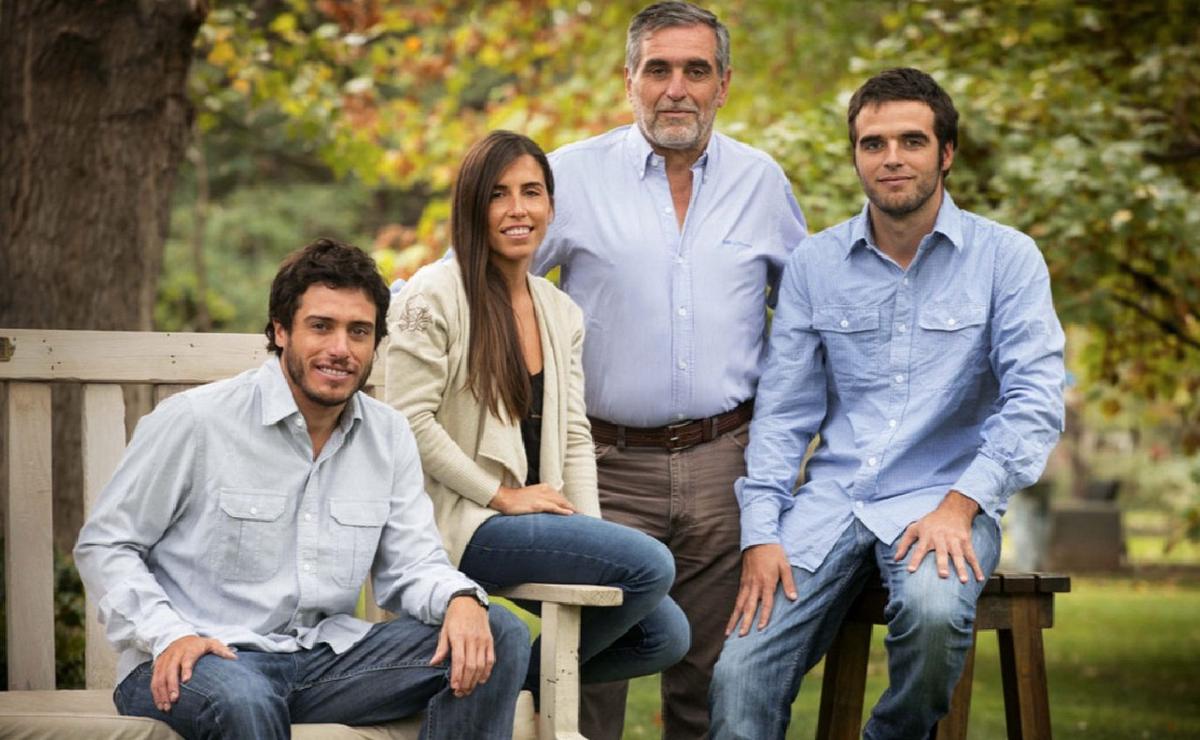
[580,424,748,739]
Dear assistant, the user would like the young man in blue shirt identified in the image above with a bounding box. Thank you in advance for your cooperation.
[710,68,1065,739]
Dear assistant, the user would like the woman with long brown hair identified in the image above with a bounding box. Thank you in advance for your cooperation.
[387,130,689,704]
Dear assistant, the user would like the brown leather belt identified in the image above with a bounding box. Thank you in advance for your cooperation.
[590,400,754,452]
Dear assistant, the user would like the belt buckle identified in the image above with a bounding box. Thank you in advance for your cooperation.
[665,419,693,451]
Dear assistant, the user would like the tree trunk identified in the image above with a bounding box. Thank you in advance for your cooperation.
[0,0,207,551]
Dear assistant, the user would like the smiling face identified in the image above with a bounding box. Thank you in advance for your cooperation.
[625,24,730,155]
[853,99,954,223]
[273,284,376,420]
[486,154,553,272]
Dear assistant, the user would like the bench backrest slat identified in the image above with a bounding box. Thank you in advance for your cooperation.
[81,384,127,689]
[3,382,56,690]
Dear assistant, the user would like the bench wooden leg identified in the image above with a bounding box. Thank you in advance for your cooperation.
[934,630,977,740]
[816,620,872,740]
[539,602,586,740]
[997,595,1052,740]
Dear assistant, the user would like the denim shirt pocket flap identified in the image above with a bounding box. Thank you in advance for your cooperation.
[813,306,880,333]
[329,499,390,527]
[218,490,287,521]
[918,303,987,332]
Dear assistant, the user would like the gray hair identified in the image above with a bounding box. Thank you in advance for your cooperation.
[625,2,731,76]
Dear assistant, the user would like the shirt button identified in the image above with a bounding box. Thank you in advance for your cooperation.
[678,359,688,370]
[867,457,878,467]
[840,319,849,328]
[249,507,258,515]
[947,317,957,327]
[295,418,305,428]
[888,419,897,428]
[855,501,864,509]
[662,207,671,214]
[302,563,312,572]
[902,277,909,285]
[304,513,313,522]
[894,374,905,383]
[678,307,687,317]
[897,323,907,333]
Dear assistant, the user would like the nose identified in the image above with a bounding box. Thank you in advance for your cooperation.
[665,69,687,100]
[883,141,903,168]
[508,193,529,217]
[328,329,351,358]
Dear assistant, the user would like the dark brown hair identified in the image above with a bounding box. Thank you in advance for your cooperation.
[452,130,554,420]
[847,67,959,157]
[264,237,391,356]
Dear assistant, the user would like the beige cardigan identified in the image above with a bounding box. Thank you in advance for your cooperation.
[385,260,601,565]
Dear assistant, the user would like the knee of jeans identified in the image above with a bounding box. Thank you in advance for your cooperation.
[888,569,974,640]
[638,536,677,591]
[488,607,532,666]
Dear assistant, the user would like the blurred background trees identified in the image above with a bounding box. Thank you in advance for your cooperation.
[166,0,1198,542]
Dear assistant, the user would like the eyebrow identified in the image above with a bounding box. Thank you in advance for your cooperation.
[858,130,931,145]
[643,56,714,70]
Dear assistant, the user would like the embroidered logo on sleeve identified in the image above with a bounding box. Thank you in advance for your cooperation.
[395,295,433,333]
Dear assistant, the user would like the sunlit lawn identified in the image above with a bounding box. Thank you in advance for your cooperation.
[615,577,1200,738]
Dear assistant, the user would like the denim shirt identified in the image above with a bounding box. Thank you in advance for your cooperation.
[74,358,480,684]
[737,195,1065,571]
[533,125,807,427]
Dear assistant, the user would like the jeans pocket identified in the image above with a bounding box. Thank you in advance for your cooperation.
[214,489,288,582]
[813,305,881,391]
[329,499,390,589]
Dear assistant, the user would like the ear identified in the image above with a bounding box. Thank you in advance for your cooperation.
[715,66,732,109]
[624,66,634,104]
[941,141,955,175]
[272,319,290,351]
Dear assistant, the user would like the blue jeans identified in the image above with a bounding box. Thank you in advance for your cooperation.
[114,609,529,740]
[458,513,691,693]
[710,515,1001,740]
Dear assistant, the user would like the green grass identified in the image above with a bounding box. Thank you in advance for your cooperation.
[618,577,1200,738]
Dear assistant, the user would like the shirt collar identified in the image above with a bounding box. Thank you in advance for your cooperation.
[256,356,363,433]
[624,124,715,180]
[845,191,964,260]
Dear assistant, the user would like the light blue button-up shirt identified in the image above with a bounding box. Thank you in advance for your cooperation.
[75,358,479,684]
[737,194,1065,571]
[533,125,807,427]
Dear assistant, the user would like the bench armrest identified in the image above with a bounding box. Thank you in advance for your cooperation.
[494,583,623,740]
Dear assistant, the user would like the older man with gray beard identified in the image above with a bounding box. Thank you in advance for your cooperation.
[532,3,807,737]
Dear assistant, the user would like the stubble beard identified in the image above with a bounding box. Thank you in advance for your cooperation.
[283,346,370,409]
[635,99,711,152]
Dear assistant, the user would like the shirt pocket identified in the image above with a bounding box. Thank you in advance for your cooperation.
[915,303,989,388]
[329,499,390,589]
[813,306,881,391]
[214,489,288,583]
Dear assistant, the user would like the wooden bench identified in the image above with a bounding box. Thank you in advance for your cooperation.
[817,571,1071,740]
[0,328,618,740]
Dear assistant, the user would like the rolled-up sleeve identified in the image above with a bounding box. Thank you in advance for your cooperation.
[73,396,200,658]
[736,248,827,549]
[953,234,1065,519]
[371,420,484,624]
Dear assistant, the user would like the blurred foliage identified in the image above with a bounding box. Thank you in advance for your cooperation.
[162,0,1198,527]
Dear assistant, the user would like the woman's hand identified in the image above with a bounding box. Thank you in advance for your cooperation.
[490,484,576,515]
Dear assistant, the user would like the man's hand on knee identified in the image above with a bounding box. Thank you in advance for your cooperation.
[893,490,984,583]
[151,635,237,712]
[431,596,494,698]
[726,543,797,637]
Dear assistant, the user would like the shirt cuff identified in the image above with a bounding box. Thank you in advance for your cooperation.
[151,625,201,659]
[951,453,1008,520]
[737,498,784,551]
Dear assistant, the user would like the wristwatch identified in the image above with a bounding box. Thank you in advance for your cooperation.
[449,586,489,609]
